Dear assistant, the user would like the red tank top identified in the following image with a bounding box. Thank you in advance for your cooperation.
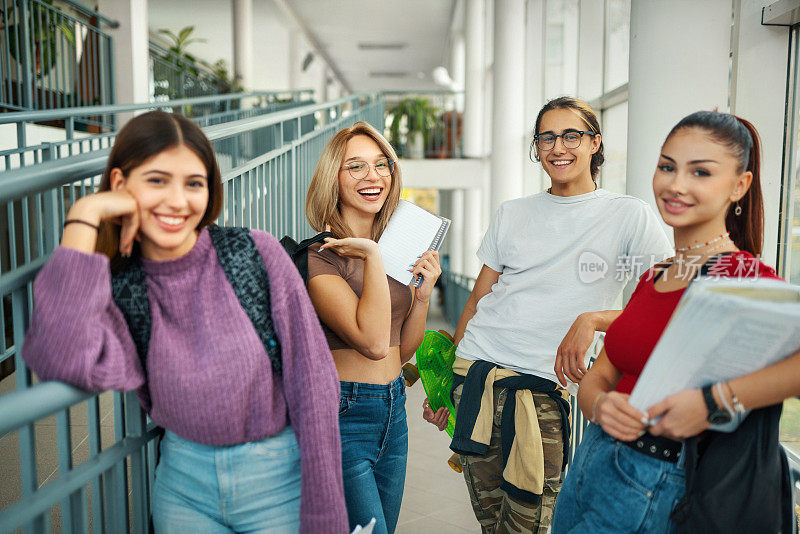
[604,251,781,394]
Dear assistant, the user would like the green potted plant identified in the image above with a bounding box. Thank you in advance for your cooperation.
[158,26,206,75]
[387,97,438,159]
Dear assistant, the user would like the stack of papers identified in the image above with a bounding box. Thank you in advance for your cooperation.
[629,277,800,413]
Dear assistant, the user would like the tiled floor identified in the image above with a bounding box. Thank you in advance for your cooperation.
[396,300,480,533]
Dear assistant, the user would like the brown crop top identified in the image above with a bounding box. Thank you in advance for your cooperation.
[307,248,413,351]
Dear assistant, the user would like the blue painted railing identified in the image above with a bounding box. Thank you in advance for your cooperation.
[0,90,315,171]
[0,0,116,114]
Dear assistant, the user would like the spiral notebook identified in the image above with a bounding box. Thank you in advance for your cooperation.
[378,200,450,287]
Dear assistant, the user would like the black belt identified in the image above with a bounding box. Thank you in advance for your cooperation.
[620,432,682,463]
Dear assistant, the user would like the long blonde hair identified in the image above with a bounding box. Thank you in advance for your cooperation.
[306,121,402,241]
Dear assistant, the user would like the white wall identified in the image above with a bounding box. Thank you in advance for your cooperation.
[149,0,234,72]
[626,0,730,213]
[148,0,302,93]
[731,0,791,267]
[523,0,545,198]
[252,0,292,91]
[0,124,93,169]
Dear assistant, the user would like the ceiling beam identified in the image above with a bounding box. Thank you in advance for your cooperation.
[272,0,353,93]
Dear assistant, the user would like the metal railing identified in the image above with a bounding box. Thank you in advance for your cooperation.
[0,92,384,533]
[0,0,115,115]
[382,90,463,159]
[150,41,239,102]
[0,90,314,171]
[441,267,473,328]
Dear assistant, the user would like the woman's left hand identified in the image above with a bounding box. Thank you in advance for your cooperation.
[410,250,441,303]
[647,388,710,440]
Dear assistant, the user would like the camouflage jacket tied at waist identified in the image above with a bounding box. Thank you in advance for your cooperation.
[450,357,570,504]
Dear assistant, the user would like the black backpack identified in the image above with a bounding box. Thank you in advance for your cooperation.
[110,226,284,395]
[669,404,795,533]
[279,231,335,283]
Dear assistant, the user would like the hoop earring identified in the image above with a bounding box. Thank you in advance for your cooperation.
[734,202,742,216]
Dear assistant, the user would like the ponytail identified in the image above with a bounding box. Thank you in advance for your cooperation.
[727,117,763,257]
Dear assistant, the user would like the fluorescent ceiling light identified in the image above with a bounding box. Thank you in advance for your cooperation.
[358,42,408,50]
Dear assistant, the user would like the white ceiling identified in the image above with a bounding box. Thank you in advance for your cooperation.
[288,0,457,92]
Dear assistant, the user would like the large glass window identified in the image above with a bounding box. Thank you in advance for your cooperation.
[779,26,800,459]
[544,0,579,100]
[543,1,631,194]
[604,0,631,91]
[781,28,800,284]
[600,102,628,194]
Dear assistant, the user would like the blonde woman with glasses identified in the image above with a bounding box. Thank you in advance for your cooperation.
[305,121,441,534]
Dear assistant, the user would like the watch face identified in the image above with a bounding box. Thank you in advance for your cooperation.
[709,411,732,425]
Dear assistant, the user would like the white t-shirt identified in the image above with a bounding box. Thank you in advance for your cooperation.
[456,189,672,383]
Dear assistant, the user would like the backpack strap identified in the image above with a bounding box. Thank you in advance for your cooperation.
[280,231,335,283]
[208,225,283,375]
[111,227,283,385]
[111,254,152,379]
[698,251,737,277]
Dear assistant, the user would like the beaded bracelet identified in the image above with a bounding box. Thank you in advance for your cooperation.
[63,219,99,232]
[723,381,747,413]
[715,382,736,416]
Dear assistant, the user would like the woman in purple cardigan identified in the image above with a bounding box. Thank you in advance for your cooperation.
[22,111,347,533]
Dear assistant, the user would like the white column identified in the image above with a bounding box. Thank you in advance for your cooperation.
[576,1,604,102]
[449,189,465,274]
[289,30,303,90]
[463,188,483,276]
[731,0,791,267]
[464,0,484,159]
[318,69,330,103]
[451,33,466,111]
[438,190,452,262]
[463,0,486,276]
[98,0,148,112]
[626,0,730,212]
[490,0,526,215]
[232,0,254,90]
[523,0,545,197]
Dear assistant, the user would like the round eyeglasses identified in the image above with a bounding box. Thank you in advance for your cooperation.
[530,130,596,158]
[340,158,395,180]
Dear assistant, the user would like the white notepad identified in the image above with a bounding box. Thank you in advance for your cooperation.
[378,200,450,286]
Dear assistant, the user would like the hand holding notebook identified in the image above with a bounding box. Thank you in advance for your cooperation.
[378,200,450,287]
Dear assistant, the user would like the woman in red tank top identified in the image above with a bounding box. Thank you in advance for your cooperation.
[551,112,800,533]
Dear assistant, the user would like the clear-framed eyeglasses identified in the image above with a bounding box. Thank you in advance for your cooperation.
[529,130,596,161]
[340,158,395,180]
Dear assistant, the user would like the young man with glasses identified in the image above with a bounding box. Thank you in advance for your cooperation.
[423,96,671,533]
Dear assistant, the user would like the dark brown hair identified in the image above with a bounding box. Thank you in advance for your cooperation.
[666,111,764,256]
[96,111,223,262]
[533,96,605,179]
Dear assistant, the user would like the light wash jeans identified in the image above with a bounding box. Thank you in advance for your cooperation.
[552,423,686,534]
[338,374,408,534]
[152,426,301,533]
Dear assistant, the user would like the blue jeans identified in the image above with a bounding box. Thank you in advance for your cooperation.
[339,375,408,534]
[152,426,301,533]
[552,423,686,534]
